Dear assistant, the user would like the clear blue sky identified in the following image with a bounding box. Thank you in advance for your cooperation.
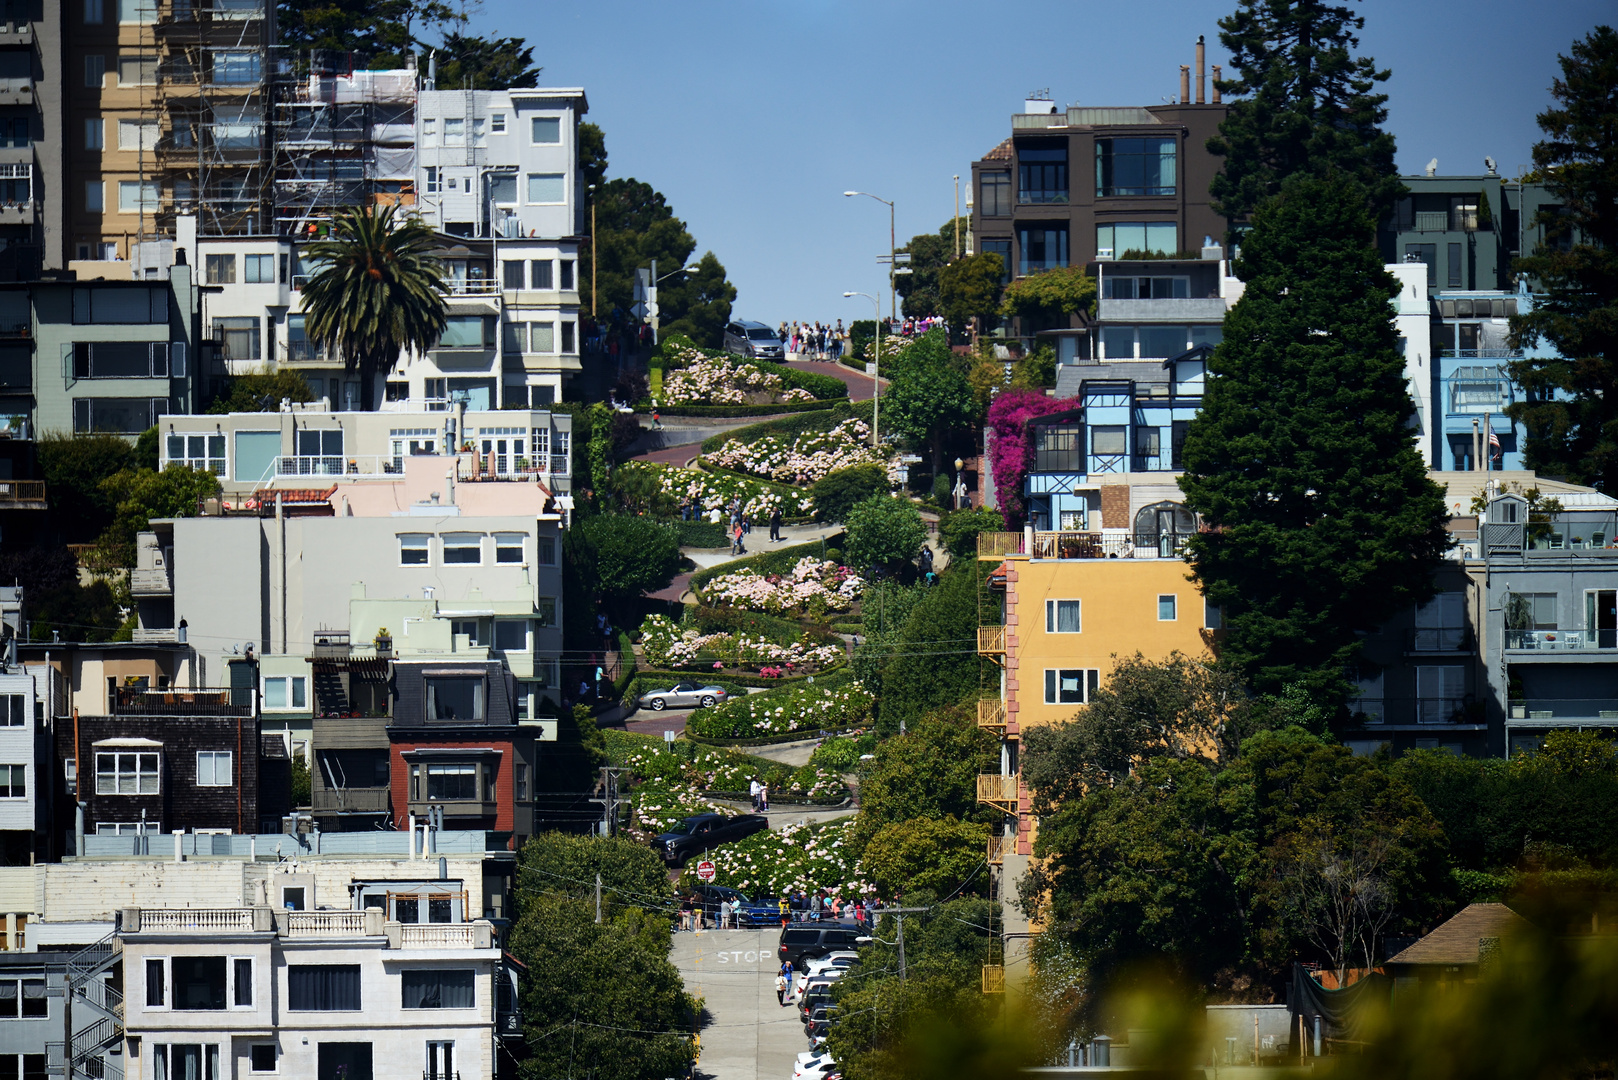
[487,0,1609,326]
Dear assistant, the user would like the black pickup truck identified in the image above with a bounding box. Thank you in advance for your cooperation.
[655,813,769,867]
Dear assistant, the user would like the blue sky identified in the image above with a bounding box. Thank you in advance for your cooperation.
[489,0,1610,326]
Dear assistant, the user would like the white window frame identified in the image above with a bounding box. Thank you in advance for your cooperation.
[230,956,254,1009]
[196,750,232,786]
[1158,594,1178,621]
[1045,599,1081,633]
[494,533,525,564]
[494,619,529,653]
[491,113,506,134]
[451,619,482,647]
[530,116,561,144]
[0,977,49,1019]
[1044,668,1099,706]
[118,180,159,213]
[261,676,306,711]
[525,173,565,205]
[400,533,430,566]
[441,533,483,565]
[0,764,24,799]
[96,751,159,795]
[98,820,160,835]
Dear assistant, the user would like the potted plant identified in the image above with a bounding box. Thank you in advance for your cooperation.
[374,628,393,656]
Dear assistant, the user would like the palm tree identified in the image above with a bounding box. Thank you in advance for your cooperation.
[300,204,448,411]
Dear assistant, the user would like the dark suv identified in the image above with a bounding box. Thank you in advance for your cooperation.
[778,925,863,968]
[655,813,768,867]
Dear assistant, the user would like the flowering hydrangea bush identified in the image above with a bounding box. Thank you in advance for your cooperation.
[704,419,892,484]
[686,681,875,739]
[638,614,844,673]
[657,347,816,406]
[617,461,814,518]
[706,819,870,898]
[701,558,864,616]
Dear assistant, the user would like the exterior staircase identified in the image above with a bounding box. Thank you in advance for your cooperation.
[49,932,123,1080]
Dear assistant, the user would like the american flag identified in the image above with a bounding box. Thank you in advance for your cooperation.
[1489,429,1502,459]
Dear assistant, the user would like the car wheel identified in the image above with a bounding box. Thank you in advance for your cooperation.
[649,697,666,711]
[699,695,716,708]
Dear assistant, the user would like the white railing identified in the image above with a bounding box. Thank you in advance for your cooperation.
[400,924,478,948]
[275,454,396,478]
[283,911,368,936]
[139,909,254,931]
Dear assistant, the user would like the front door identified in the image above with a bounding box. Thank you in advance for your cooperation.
[1587,590,1617,649]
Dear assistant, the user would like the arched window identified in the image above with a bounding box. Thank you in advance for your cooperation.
[1133,501,1196,556]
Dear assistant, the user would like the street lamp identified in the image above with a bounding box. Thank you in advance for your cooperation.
[643,261,704,346]
[954,456,965,509]
[844,191,896,323]
[844,291,881,449]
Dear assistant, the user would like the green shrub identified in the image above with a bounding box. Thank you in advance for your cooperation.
[699,401,873,454]
[939,505,1007,558]
[844,496,927,570]
[673,520,729,548]
[809,736,865,771]
[688,537,845,595]
[686,681,874,740]
[751,358,848,401]
[931,473,952,506]
[811,464,889,523]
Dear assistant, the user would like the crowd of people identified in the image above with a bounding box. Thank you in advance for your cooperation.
[775,315,948,363]
[676,888,892,932]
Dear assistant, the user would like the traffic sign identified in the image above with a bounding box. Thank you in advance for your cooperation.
[695,860,716,882]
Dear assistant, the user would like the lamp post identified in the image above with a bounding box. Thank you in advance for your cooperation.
[643,261,703,346]
[954,456,965,509]
[844,291,880,448]
[844,191,896,324]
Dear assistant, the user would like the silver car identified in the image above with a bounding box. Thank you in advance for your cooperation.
[723,319,785,361]
[638,682,729,711]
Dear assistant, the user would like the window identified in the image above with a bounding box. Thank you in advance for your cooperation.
[1204,598,1223,630]
[119,180,160,213]
[1017,139,1067,203]
[117,0,156,22]
[85,181,104,213]
[262,676,307,710]
[118,55,157,86]
[249,1046,276,1073]
[1095,137,1177,196]
[244,254,274,283]
[442,533,482,564]
[560,261,575,290]
[287,965,361,1011]
[1503,591,1557,630]
[530,322,555,352]
[400,534,429,565]
[316,1043,371,1080]
[451,619,481,646]
[84,0,104,21]
[0,696,21,727]
[96,752,158,795]
[423,166,440,195]
[211,316,260,361]
[526,173,564,203]
[530,260,553,289]
[536,536,556,565]
[515,762,530,801]
[1091,426,1127,456]
[118,119,158,151]
[204,253,235,284]
[85,55,105,88]
[502,261,525,290]
[1095,222,1178,259]
[232,959,252,1007]
[145,958,165,1007]
[281,887,305,910]
[0,980,46,1018]
[85,118,104,150]
[979,172,1011,216]
[425,678,482,721]
[1045,600,1081,633]
[1133,501,1196,556]
[531,116,560,144]
[1158,594,1177,621]
[1103,275,1190,300]
[1044,668,1099,705]
[491,113,506,133]
[401,970,475,1009]
[173,956,227,1010]
[1416,666,1466,723]
[487,172,515,204]
[494,619,528,652]
[72,341,171,379]
[1447,241,1462,288]
[426,1042,453,1080]
[426,763,478,800]
[196,751,232,786]
[536,597,557,627]
[495,534,524,563]
[154,1045,221,1080]
[443,116,464,143]
[441,315,490,348]
[561,321,575,353]
[73,398,167,434]
[1018,225,1068,274]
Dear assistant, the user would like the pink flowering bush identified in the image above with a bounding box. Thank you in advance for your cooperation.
[702,557,864,616]
[638,614,845,672]
[617,461,814,517]
[707,819,869,897]
[987,389,1079,525]
[704,418,892,484]
[656,346,815,406]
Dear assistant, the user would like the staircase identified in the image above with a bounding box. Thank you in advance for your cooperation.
[56,932,124,1080]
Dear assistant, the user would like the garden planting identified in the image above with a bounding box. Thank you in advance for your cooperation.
[703,819,869,899]
[685,680,876,740]
[655,347,817,407]
[703,417,895,485]
[617,461,815,519]
[700,557,864,617]
[637,612,845,674]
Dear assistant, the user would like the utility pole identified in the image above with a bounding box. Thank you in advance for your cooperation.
[954,175,961,258]
[595,873,602,923]
[587,766,628,837]
[880,907,931,982]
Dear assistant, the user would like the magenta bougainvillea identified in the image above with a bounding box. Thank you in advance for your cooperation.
[986,389,1078,526]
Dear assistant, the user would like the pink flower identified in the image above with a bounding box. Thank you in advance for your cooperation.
[713,661,724,670]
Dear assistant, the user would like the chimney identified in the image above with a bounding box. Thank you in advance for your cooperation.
[1180,66,1190,105]
[1196,35,1206,104]
[1212,65,1222,104]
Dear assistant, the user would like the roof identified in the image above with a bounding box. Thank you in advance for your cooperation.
[982,137,1013,162]
[1386,903,1532,966]
[1432,471,1616,516]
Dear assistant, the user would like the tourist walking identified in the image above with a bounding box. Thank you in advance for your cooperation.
[769,506,783,542]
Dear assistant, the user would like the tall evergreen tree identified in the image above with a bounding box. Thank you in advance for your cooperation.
[1207,0,1403,226]
[1177,176,1448,701]
[1507,26,1618,490]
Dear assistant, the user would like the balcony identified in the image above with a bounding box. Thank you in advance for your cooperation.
[1508,699,1618,722]
[0,77,29,106]
[1097,297,1228,323]
[977,626,1006,657]
[1505,628,1617,652]
[977,698,1007,731]
[284,340,330,364]
[977,773,1020,813]
[0,22,32,44]
[0,198,31,225]
[977,531,1027,558]
[982,964,1006,994]
[408,797,498,820]
[987,833,1005,866]
[1407,627,1470,653]
[1347,697,1478,726]
[278,910,380,937]
[1412,211,1451,232]
[133,908,257,932]
[112,687,253,717]
[131,565,174,596]
[312,787,390,814]
[1031,531,1139,559]
[276,454,394,478]
[0,479,44,509]
[442,278,501,297]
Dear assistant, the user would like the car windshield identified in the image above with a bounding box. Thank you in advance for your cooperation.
[747,327,777,340]
[666,818,701,835]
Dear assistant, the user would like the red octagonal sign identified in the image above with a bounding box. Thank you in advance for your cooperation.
[695,860,716,882]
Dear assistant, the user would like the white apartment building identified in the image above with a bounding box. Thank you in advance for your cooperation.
[0,670,44,866]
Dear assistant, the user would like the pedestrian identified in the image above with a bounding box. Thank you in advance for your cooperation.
[651,406,662,430]
[679,896,692,932]
[775,971,789,1006]
[769,505,783,542]
[810,891,823,922]
[732,521,746,555]
[778,895,790,926]
[854,899,865,925]
[920,546,933,574]
[718,898,731,929]
[759,782,769,811]
[749,778,762,812]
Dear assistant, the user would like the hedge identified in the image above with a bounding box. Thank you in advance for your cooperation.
[688,537,847,595]
[749,357,849,401]
[638,399,839,418]
[685,724,861,749]
[683,606,844,646]
[673,520,729,548]
[611,629,638,700]
[627,662,848,692]
[699,400,874,453]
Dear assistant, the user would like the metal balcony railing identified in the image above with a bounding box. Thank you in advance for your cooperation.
[1505,628,1617,651]
[977,531,1026,558]
[977,626,1006,656]
[0,480,44,504]
[977,699,1007,730]
[112,687,252,717]
[987,834,1005,866]
[1349,697,1472,725]
[1408,627,1469,652]
[977,773,1020,811]
[1509,699,1618,721]
[982,965,1006,993]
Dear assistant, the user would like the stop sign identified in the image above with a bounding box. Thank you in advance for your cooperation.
[695,860,716,882]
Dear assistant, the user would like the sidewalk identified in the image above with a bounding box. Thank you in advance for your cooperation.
[684,524,842,571]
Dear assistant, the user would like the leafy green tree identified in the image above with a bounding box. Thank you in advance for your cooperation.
[938,506,1004,559]
[863,817,990,899]
[1507,26,1618,490]
[812,464,888,523]
[290,756,311,806]
[843,495,926,572]
[511,834,694,1080]
[579,122,608,193]
[999,267,1096,333]
[1009,344,1056,390]
[38,434,134,544]
[97,465,222,567]
[277,0,462,67]
[896,220,963,320]
[937,253,1004,337]
[851,704,999,852]
[573,513,681,619]
[659,251,736,349]
[0,545,125,642]
[1206,0,1404,226]
[301,205,447,411]
[876,561,989,736]
[206,369,316,414]
[1177,176,1448,702]
[850,578,926,698]
[134,426,159,472]
[881,329,975,473]
[433,32,540,89]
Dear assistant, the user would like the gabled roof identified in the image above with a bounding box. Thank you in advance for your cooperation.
[1386,903,1532,966]
[1162,343,1216,369]
[982,138,1013,162]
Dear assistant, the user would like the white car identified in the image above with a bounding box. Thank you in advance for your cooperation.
[793,1053,834,1080]
[793,971,842,1005]
[802,953,858,979]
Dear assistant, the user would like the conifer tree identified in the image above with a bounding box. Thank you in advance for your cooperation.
[1507,26,1618,490]
[1177,175,1448,701]
[1207,0,1402,226]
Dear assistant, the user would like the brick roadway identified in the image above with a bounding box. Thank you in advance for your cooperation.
[784,358,879,401]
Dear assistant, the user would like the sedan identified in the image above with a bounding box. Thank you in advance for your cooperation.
[639,682,729,711]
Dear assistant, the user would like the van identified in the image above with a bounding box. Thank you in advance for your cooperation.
[723,320,786,361]
[779,925,863,968]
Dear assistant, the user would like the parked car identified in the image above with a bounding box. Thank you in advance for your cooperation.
[794,973,840,1007]
[794,1052,834,1080]
[656,812,769,867]
[723,319,786,361]
[779,925,865,968]
[801,953,858,979]
[639,682,729,711]
[691,884,783,927]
